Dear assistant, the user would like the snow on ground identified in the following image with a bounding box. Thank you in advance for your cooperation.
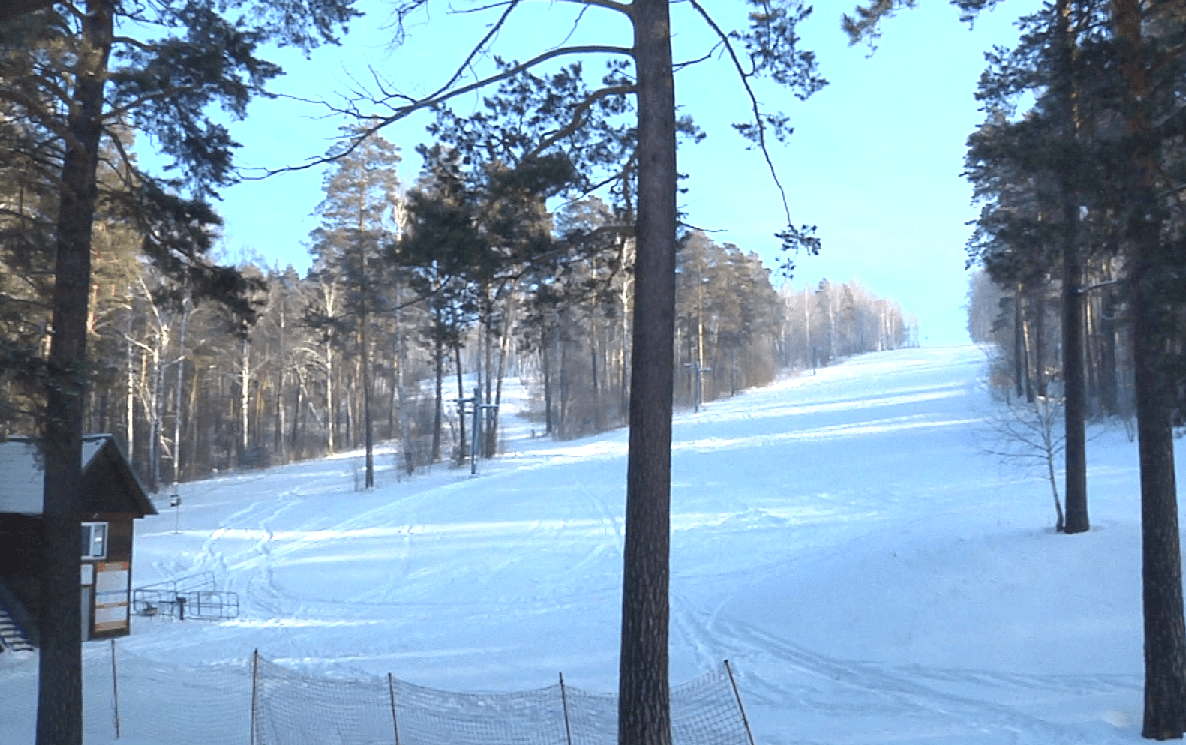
[0,345,1161,743]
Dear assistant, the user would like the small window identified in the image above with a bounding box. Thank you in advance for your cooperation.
[81,522,107,560]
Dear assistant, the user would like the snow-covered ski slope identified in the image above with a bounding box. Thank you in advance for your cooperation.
[0,345,1161,743]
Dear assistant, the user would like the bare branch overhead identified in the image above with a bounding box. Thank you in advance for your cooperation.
[686,0,791,224]
[249,44,633,179]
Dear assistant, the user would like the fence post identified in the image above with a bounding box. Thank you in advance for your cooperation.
[388,673,401,745]
[723,660,756,745]
[110,638,121,739]
[251,649,260,745]
[559,673,574,745]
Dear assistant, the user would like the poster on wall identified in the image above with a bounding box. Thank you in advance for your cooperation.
[94,561,130,633]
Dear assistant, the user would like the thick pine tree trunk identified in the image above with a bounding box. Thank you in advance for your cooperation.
[173,296,189,481]
[542,334,553,435]
[1111,0,1186,736]
[1061,210,1088,533]
[1133,274,1186,739]
[1032,287,1047,398]
[431,324,443,462]
[325,342,336,453]
[1098,287,1120,416]
[360,318,374,489]
[293,378,304,461]
[1132,235,1186,737]
[454,343,466,464]
[39,3,113,745]
[1056,0,1088,534]
[490,305,512,457]
[1013,284,1026,401]
[619,0,676,742]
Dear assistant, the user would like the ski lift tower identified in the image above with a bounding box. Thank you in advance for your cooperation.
[455,386,499,475]
[168,485,181,534]
[684,362,712,413]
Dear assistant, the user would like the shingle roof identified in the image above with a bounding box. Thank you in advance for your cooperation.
[0,435,154,517]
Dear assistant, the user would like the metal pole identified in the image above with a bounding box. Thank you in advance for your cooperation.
[388,673,401,745]
[723,659,756,745]
[470,386,480,475]
[111,638,121,739]
[250,649,259,745]
[559,673,574,745]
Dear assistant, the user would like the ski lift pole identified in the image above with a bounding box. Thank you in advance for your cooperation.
[471,386,481,475]
[467,387,500,475]
[169,486,181,534]
[453,392,475,470]
[683,362,712,413]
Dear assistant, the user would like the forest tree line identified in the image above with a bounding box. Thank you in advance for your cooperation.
[0,0,878,741]
[943,0,1186,732]
[1,17,914,493]
[960,0,1185,430]
[966,266,1132,418]
[1,123,915,490]
[6,0,1186,738]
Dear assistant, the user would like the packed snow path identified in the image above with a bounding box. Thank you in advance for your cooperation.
[1,345,1156,743]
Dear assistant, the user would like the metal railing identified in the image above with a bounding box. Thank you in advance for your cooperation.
[133,572,239,621]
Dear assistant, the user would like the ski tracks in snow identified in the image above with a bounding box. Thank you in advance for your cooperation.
[702,616,1138,745]
[187,482,422,617]
[188,493,298,618]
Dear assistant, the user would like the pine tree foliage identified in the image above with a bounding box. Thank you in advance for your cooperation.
[0,100,60,434]
[675,231,786,405]
[877,0,1186,733]
[307,127,403,484]
[519,196,633,438]
[965,268,1010,345]
[0,1,935,742]
[295,2,829,737]
[1,3,359,744]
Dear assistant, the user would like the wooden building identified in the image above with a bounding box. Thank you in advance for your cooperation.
[0,434,157,646]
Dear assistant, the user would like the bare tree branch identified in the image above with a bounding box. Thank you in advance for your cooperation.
[547,0,634,16]
[112,35,163,53]
[1077,278,1124,296]
[686,0,793,225]
[247,44,633,179]
[101,126,144,194]
[0,147,68,189]
[525,83,636,161]
[452,0,516,14]
[674,44,724,72]
[103,85,203,123]
[418,0,522,106]
[577,150,637,196]
[0,95,83,153]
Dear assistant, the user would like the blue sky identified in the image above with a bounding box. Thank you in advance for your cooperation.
[197,0,1037,347]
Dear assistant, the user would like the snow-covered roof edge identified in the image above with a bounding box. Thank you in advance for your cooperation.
[0,435,156,517]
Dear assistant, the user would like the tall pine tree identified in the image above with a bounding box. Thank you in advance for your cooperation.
[308,127,402,488]
[1,3,359,743]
